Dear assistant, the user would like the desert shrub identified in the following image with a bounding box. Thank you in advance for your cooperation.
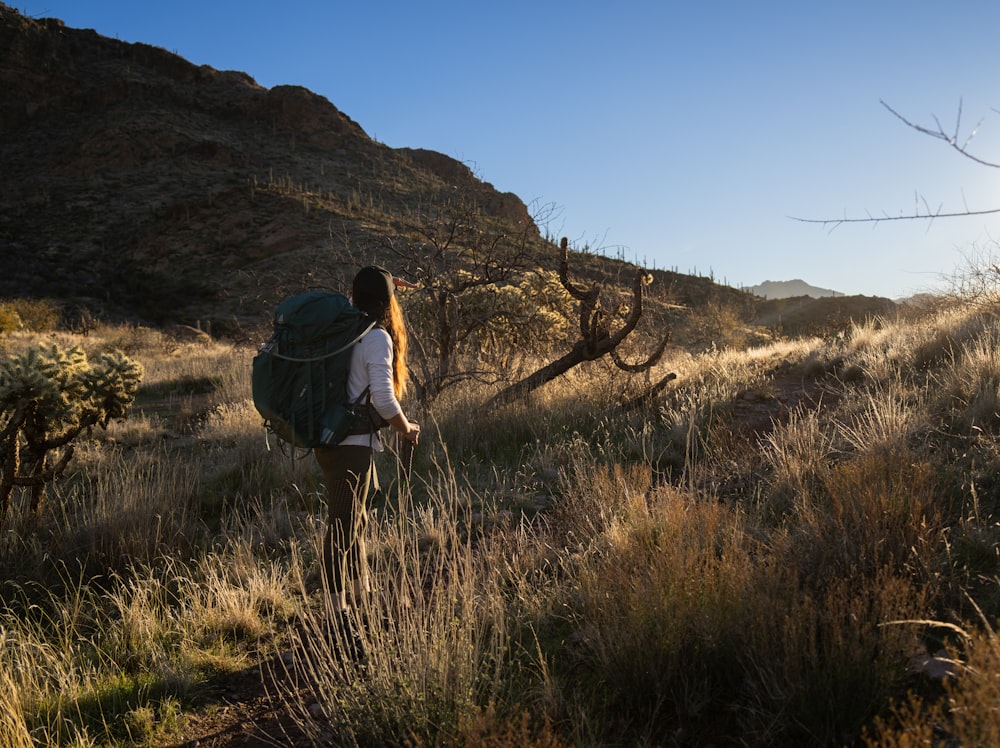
[944,240,1000,306]
[0,303,23,334]
[740,568,929,746]
[844,300,991,386]
[674,297,755,351]
[0,298,61,333]
[772,448,941,585]
[93,323,171,355]
[865,614,1000,747]
[564,487,754,739]
[835,380,928,455]
[760,409,835,521]
[399,259,575,402]
[539,455,931,746]
[932,327,1000,435]
[909,314,975,372]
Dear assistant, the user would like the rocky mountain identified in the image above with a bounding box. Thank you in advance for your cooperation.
[0,4,538,334]
[750,279,843,299]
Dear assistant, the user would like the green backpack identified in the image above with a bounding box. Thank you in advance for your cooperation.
[252,290,387,448]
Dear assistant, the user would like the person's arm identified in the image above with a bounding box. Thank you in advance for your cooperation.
[365,331,419,443]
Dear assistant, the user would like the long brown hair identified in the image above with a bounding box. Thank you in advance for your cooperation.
[352,266,410,398]
[382,294,409,399]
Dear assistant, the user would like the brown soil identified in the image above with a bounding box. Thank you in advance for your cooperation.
[172,650,312,748]
[727,361,843,439]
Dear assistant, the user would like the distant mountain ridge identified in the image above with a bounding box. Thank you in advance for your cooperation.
[750,279,843,299]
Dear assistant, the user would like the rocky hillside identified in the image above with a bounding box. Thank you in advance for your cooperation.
[752,294,897,338]
[0,4,895,341]
[0,4,538,334]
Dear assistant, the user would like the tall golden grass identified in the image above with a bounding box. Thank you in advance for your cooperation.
[2,301,1000,745]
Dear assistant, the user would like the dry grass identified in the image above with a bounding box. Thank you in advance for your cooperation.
[4,298,1000,745]
[864,616,1000,747]
[0,536,300,746]
[282,474,517,746]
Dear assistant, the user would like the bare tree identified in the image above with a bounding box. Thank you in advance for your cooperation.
[794,99,1000,229]
[487,238,674,408]
[940,242,1000,305]
[380,196,560,403]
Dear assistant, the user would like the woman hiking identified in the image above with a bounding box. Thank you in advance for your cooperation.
[313,265,419,644]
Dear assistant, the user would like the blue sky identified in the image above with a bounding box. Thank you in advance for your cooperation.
[22,1,1000,298]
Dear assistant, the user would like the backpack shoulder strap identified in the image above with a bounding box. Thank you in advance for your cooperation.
[270,318,377,363]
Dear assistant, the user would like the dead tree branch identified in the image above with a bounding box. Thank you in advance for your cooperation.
[487,238,674,408]
[881,99,1000,169]
[792,98,1000,228]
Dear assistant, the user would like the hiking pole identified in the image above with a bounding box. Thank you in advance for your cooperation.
[389,433,414,520]
[398,433,414,482]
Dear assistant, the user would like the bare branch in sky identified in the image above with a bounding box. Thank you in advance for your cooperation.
[791,205,1000,230]
[792,99,1000,227]
[880,99,1000,169]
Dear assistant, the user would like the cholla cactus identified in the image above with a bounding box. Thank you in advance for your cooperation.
[0,344,143,528]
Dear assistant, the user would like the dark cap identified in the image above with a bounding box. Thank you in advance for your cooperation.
[353,266,394,310]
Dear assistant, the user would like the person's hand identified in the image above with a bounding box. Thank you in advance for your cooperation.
[403,421,420,445]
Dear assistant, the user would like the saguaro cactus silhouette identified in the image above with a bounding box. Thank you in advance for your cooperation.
[0,344,142,529]
[488,237,674,408]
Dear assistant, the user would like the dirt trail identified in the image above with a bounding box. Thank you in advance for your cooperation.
[727,363,842,439]
[174,651,311,748]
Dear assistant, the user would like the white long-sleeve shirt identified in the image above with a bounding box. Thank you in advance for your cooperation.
[339,326,402,450]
